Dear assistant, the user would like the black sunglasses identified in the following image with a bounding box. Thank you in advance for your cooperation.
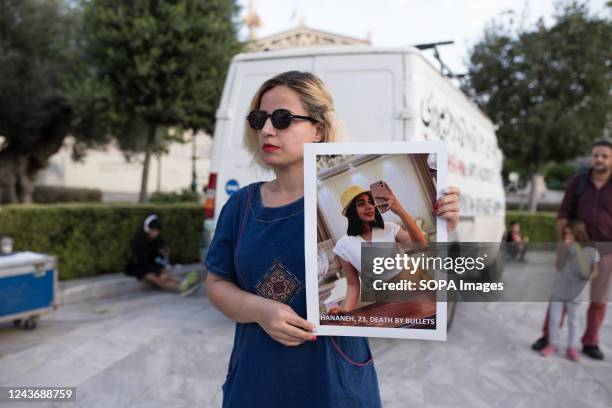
[247,109,317,130]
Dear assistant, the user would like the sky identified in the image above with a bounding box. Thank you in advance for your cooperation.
[236,0,609,75]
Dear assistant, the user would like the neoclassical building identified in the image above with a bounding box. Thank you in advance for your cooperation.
[248,25,370,51]
[243,1,370,51]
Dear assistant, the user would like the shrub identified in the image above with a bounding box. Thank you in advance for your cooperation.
[32,185,103,203]
[506,211,558,242]
[543,162,576,191]
[0,204,203,280]
[150,188,200,204]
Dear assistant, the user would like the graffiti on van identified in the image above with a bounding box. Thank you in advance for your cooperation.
[460,193,504,216]
[448,154,497,183]
[420,93,499,162]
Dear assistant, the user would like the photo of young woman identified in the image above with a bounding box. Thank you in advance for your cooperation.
[328,183,429,314]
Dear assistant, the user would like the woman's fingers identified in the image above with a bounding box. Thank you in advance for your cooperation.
[443,186,461,196]
[267,321,314,346]
[434,186,461,232]
[436,202,459,216]
[436,193,459,207]
[286,312,316,332]
[435,199,459,233]
[435,186,461,207]
[280,322,315,342]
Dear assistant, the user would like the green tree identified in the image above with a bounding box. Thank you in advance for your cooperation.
[75,0,241,202]
[465,1,612,212]
[0,0,83,203]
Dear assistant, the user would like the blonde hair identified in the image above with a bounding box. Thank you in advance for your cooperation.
[243,71,342,168]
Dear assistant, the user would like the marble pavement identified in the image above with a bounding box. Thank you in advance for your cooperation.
[1,260,611,407]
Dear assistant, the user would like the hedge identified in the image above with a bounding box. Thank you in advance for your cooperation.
[0,205,557,281]
[506,211,558,242]
[0,204,203,280]
[33,186,103,204]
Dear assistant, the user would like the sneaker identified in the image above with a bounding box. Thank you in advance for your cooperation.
[566,347,580,362]
[532,336,548,351]
[180,271,201,296]
[582,345,604,360]
[540,344,557,357]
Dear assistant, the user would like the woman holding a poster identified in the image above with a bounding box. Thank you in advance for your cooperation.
[205,71,460,408]
[330,185,429,313]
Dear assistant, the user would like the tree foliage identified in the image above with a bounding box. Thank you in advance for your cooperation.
[465,1,612,174]
[74,0,242,202]
[0,0,82,203]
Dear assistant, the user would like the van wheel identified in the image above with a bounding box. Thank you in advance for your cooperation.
[446,243,461,331]
[483,253,504,282]
[446,277,459,331]
[446,299,457,330]
[22,316,38,330]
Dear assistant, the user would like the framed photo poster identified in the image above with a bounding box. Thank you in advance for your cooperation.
[304,142,448,340]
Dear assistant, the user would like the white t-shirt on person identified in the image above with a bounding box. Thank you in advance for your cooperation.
[332,221,402,273]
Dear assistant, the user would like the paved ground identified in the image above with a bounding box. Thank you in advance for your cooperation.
[1,256,611,407]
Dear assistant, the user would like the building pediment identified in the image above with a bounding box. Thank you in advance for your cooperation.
[249,26,370,51]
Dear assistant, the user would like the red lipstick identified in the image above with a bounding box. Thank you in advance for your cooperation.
[263,143,280,152]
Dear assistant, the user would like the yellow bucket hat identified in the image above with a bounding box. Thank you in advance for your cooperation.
[340,185,370,216]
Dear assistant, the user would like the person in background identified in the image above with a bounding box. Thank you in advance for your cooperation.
[540,221,600,362]
[506,220,528,261]
[532,139,612,360]
[126,214,200,296]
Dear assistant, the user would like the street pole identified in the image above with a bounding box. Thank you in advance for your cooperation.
[191,133,197,193]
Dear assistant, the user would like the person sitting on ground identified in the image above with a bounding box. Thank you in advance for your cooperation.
[506,220,528,261]
[125,214,200,295]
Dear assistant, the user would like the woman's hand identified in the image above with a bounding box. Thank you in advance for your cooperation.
[254,297,316,347]
[435,186,461,232]
[381,189,405,215]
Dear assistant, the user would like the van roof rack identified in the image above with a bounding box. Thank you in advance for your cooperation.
[413,41,466,79]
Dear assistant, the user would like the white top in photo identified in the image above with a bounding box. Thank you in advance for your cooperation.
[332,221,402,273]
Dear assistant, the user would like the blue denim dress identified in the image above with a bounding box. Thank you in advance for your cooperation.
[205,182,381,408]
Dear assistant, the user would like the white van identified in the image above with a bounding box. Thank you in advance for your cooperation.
[202,46,506,318]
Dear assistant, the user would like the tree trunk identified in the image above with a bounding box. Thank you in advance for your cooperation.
[527,172,546,213]
[0,151,18,203]
[139,125,157,203]
[0,129,66,203]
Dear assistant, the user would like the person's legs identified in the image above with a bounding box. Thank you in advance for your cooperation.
[581,254,610,361]
[567,303,580,348]
[542,303,551,339]
[582,302,607,345]
[518,244,527,261]
[144,272,180,291]
[533,302,566,350]
[159,269,181,285]
[566,302,581,361]
[541,302,563,356]
[547,302,563,347]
